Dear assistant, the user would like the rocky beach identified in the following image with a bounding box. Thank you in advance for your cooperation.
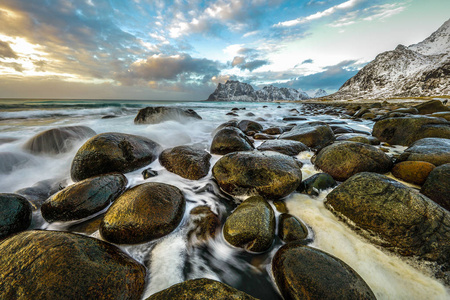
[0,98,449,299]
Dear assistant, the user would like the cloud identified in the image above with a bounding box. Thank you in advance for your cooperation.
[238,59,270,71]
[0,40,17,58]
[302,59,314,64]
[232,56,245,67]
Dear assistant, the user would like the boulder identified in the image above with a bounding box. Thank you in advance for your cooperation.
[159,146,211,180]
[41,173,127,223]
[372,116,450,146]
[0,230,146,299]
[391,161,435,185]
[71,132,162,182]
[262,127,283,135]
[100,182,185,244]
[297,173,337,196]
[223,196,275,252]
[325,172,450,277]
[237,120,263,134]
[146,278,257,300]
[336,133,380,145]
[210,127,254,155]
[257,139,308,156]
[396,138,450,166]
[314,141,393,181]
[430,111,450,121]
[272,243,376,300]
[212,151,302,200]
[253,133,276,140]
[15,178,68,210]
[414,100,450,115]
[279,123,335,148]
[23,126,96,155]
[0,194,32,239]
[421,164,450,211]
[134,106,202,124]
[278,213,308,242]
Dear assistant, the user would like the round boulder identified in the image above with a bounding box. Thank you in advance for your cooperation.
[212,151,302,199]
[257,139,308,156]
[279,123,335,149]
[100,182,185,244]
[210,127,254,155]
[391,161,435,185]
[134,106,202,124]
[159,146,211,180]
[421,164,450,211]
[0,194,32,239]
[414,99,450,115]
[272,243,376,300]
[237,120,263,134]
[396,138,450,166]
[223,196,275,252]
[0,230,146,299]
[314,141,393,181]
[71,132,162,182]
[41,173,127,223]
[297,173,337,196]
[278,213,308,242]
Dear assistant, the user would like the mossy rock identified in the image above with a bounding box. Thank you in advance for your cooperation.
[237,120,263,134]
[159,146,211,180]
[396,138,450,166]
[279,123,335,148]
[391,161,435,185]
[0,193,32,240]
[210,127,254,155]
[297,172,337,196]
[278,213,308,242]
[414,100,450,115]
[257,139,308,156]
[421,164,450,211]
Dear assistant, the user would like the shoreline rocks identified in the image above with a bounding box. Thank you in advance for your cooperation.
[159,146,211,180]
[0,193,32,239]
[134,106,202,124]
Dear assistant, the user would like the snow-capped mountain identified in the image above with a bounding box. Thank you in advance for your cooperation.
[313,89,328,98]
[207,80,310,101]
[328,19,450,99]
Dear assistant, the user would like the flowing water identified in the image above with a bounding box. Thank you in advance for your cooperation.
[0,99,448,299]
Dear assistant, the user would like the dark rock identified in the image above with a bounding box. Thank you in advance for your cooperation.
[71,132,162,182]
[353,108,370,118]
[0,152,32,174]
[41,174,127,223]
[223,196,275,252]
[421,164,450,211]
[325,172,450,280]
[159,146,211,180]
[100,182,185,244]
[278,213,308,242]
[245,112,255,116]
[142,168,158,179]
[0,194,32,239]
[361,112,376,120]
[390,107,419,114]
[102,115,118,119]
[414,100,450,115]
[273,200,288,213]
[210,127,254,155]
[262,127,283,135]
[146,278,257,300]
[430,111,450,121]
[391,161,435,185]
[282,117,307,121]
[253,133,276,140]
[314,141,393,181]
[372,116,450,146]
[257,139,308,156]
[227,112,239,116]
[272,243,376,300]
[134,106,202,124]
[15,178,68,210]
[331,125,370,135]
[212,120,239,135]
[68,214,104,235]
[212,151,302,200]
[297,173,337,196]
[0,230,146,299]
[187,206,220,245]
[396,138,450,166]
[279,123,335,149]
[237,120,263,134]
[336,133,380,145]
[23,126,96,155]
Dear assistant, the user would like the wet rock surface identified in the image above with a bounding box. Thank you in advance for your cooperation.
[0,152,32,174]
[0,193,32,239]
[15,178,68,210]
[414,100,450,115]
[257,139,308,156]
[279,123,335,148]
[278,213,308,242]
[187,206,220,245]
[391,161,435,185]
[238,120,263,134]
[0,230,146,299]
[421,164,450,211]
[159,146,211,180]
[134,106,202,124]
[397,137,450,166]
[210,127,254,155]
[297,172,337,195]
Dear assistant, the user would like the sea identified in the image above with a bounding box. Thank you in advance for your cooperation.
[0,98,448,299]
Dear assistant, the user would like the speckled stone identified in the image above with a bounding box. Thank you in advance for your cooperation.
[159,146,211,180]
[0,193,32,239]
[391,161,435,185]
[278,213,308,242]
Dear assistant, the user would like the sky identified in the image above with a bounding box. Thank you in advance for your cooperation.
[0,0,449,100]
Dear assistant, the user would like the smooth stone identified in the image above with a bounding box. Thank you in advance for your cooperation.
[212,151,302,200]
[272,243,376,300]
[257,139,308,156]
[23,126,96,155]
[0,152,32,174]
[134,106,202,124]
[331,125,370,135]
[253,133,276,140]
[159,146,211,180]
[297,172,337,196]
[278,213,308,242]
[279,123,335,149]
[186,206,220,245]
[391,107,419,114]
[414,100,450,115]
[15,178,68,210]
[0,230,146,299]
[210,127,254,155]
[100,182,185,244]
[263,127,283,135]
[391,161,435,185]
[146,278,257,300]
[212,120,239,135]
[71,132,162,181]
[336,133,380,145]
[223,196,275,252]
[421,164,450,211]
[314,141,393,181]
[0,193,32,240]
[41,173,127,223]
[396,138,450,166]
[237,120,263,134]
[282,117,307,121]
[142,168,158,179]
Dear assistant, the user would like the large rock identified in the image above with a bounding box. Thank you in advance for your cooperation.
[159,146,211,180]
[23,126,96,154]
[212,151,302,200]
[279,123,335,148]
[414,100,450,115]
[256,139,308,156]
[134,106,202,124]
[0,230,146,299]
[278,213,308,243]
[397,138,450,166]
[272,243,376,300]
[237,120,263,134]
[325,172,450,277]
[314,141,393,181]
[210,127,254,155]
[0,194,32,239]
[146,278,257,300]
[223,196,275,252]
[100,182,185,244]
[297,172,337,196]
[372,116,450,146]
[71,132,162,182]
[15,178,68,210]
[391,161,435,185]
[421,164,450,211]
[41,173,127,223]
